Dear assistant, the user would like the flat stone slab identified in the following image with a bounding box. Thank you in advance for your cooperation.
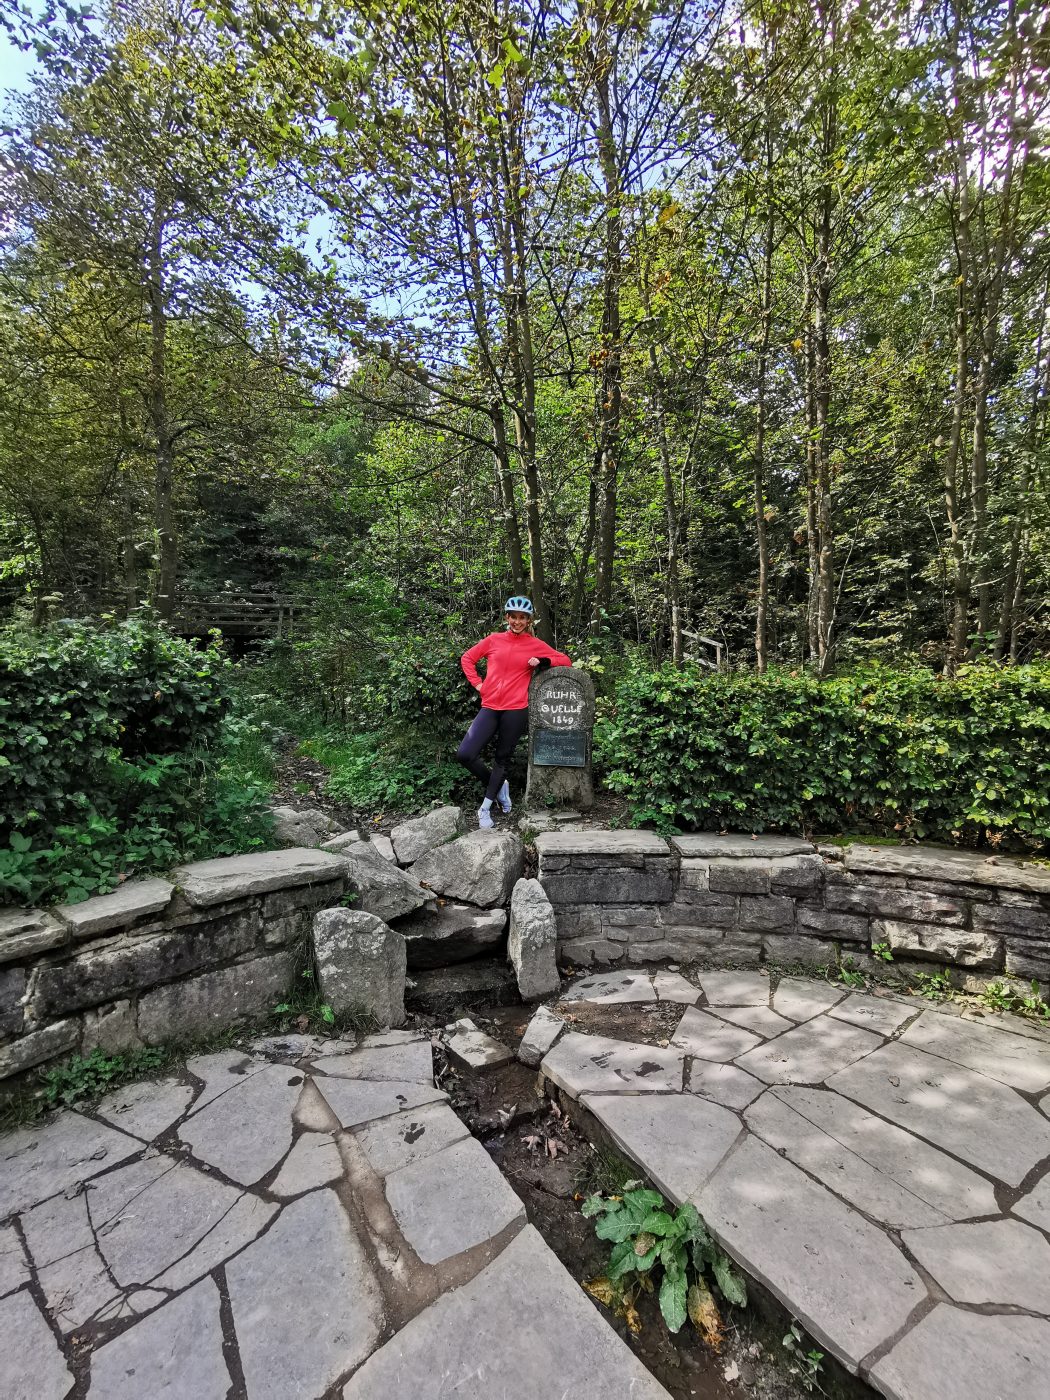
[313,1077,446,1129]
[869,1305,1050,1400]
[0,1288,74,1399]
[541,1032,685,1096]
[1013,1170,1050,1232]
[829,1041,1050,1187]
[584,1093,741,1204]
[844,841,1050,894]
[535,830,669,857]
[320,1041,434,1083]
[444,1019,514,1072]
[735,1016,882,1086]
[688,1061,766,1110]
[173,847,346,906]
[56,876,173,937]
[670,1007,762,1062]
[95,1078,195,1142]
[355,1101,470,1177]
[671,834,814,859]
[902,1219,1050,1311]
[772,977,847,1022]
[180,1064,302,1185]
[384,1135,525,1264]
[86,1153,243,1285]
[227,1189,385,1400]
[829,992,918,1037]
[650,970,701,1004]
[697,969,773,1006]
[0,905,66,963]
[712,1004,795,1039]
[0,1221,28,1297]
[559,970,656,1004]
[698,1136,924,1372]
[23,1190,121,1330]
[518,1005,566,1067]
[270,1132,344,1197]
[899,1008,1050,1092]
[88,1278,228,1399]
[185,1049,266,1112]
[745,1087,998,1227]
[0,1111,141,1218]
[342,1224,671,1399]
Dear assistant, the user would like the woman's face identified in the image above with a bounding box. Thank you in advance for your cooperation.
[506,611,530,634]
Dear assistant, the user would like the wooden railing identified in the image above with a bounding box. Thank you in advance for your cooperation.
[170,590,300,638]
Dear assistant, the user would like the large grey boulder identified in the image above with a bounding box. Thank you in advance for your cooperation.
[313,909,406,1028]
[508,878,560,1000]
[391,807,465,865]
[270,806,344,848]
[412,832,524,909]
[341,843,429,923]
[396,902,506,969]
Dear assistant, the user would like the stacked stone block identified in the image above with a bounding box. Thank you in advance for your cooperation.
[536,831,1050,989]
[0,848,350,1090]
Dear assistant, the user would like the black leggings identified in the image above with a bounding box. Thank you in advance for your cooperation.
[456,707,529,801]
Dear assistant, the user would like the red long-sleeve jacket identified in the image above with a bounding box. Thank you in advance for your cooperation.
[460,631,572,710]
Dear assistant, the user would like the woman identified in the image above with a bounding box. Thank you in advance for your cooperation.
[458,596,571,827]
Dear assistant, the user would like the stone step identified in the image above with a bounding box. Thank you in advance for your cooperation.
[406,958,520,1018]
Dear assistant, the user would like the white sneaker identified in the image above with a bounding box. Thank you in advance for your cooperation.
[496,780,512,814]
[477,805,495,830]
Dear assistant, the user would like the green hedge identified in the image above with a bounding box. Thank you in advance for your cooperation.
[0,618,273,905]
[595,662,1050,848]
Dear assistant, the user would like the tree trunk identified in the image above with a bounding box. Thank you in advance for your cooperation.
[589,22,622,636]
[490,408,526,590]
[146,200,176,620]
[943,4,973,673]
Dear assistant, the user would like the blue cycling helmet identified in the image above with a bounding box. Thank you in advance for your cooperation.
[504,596,533,614]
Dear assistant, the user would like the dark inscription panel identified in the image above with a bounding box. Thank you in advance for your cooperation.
[533,728,588,768]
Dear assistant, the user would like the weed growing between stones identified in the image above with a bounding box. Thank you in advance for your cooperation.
[911,968,954,1000]
[41,1045,167,1108]
[980,979,1050,1019]
[582,1187,748,1348]
[781,1322,826,1394]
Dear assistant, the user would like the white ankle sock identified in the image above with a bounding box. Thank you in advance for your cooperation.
[481,797,493,810]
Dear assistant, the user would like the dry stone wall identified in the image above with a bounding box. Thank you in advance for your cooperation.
[0,848,350,1091]
[536,831,1050,989]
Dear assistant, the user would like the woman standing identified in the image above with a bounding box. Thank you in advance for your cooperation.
[458,596,571,827]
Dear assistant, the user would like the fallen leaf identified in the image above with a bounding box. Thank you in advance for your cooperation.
[522,1134,542,1150]
[688,1278,724,1351]
[584,1276,619,1308]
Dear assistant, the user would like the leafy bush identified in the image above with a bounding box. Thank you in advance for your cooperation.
[595,661,1050,848]
[299,730,468,811]
[582,1187,746,1346]
[0,617,274,905]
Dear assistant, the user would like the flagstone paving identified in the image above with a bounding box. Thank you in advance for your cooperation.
[546,968,1050,1400]
[0,1028,670,1400]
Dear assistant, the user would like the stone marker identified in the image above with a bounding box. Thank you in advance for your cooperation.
[525,665,595,811]
[313,909,406,1028]
[508,878,560,1000]
[390,806,465,865]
